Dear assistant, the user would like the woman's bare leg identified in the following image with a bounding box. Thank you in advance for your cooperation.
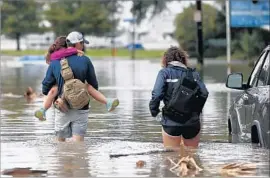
[162,128,182,149]
[183,132,200,148]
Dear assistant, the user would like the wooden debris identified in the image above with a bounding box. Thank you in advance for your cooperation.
[1,167,48,176]
[109,149,175,158]
[167,156,203,177]
[167,138,203,177]
[136,160,146,168]
[220,162,257,177]
[167,138,258,177]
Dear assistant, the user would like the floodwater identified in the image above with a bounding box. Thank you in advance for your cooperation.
[0,57,269,177]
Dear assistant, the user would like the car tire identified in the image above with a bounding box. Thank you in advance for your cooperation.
[228,119,232,135]
[251,121,265,147]
[251,125,260,144]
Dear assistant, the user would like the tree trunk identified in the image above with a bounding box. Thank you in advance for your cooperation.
[16,33,21,51]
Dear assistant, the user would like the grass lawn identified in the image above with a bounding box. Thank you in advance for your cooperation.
[1,49,165,59]
[1,49,249,61]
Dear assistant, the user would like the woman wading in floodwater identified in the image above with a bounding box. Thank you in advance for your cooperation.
[149,46,208,149]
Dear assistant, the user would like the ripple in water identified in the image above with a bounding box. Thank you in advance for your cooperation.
[1,138,269,177]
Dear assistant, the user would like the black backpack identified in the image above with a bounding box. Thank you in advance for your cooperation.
[163,68,208,119]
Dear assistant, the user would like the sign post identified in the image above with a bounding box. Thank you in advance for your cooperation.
[226,0,231,66]
[230,0,270,28]
[227,0,270,65]
[123,18,136,60]
[194,0,203,68]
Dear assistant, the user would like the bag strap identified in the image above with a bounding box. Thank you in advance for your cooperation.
[186,68,194,80]
[176,68,194,86]
[60,58,74,81]
[58,58,72,108]
[178,68,200,91]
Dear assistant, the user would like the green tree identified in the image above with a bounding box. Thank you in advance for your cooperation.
[130,0,167,24]
[44,1,119,37]
[174,3,220,51]
[1,0,44,51]
[239,30,265,60]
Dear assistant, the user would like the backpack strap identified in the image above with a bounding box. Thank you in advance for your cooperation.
[60,58,74,81]
[186,67,194,80]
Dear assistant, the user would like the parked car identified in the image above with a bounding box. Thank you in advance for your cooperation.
[226,45,270,148]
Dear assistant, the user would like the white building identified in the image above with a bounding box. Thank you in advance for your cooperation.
[5,1,269,50]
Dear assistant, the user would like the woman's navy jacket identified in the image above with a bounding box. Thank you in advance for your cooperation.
[149,64,208,118]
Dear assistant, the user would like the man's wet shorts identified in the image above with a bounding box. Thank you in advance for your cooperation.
[54,109,89,138]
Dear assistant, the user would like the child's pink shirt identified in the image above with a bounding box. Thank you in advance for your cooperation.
[50,48,77,60]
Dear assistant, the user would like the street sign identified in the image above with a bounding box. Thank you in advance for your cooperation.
[194,10,202,22]
[230,0,270,27]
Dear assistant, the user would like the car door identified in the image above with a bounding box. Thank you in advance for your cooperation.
[252,51,270,147]
[240,50,269,139]
[239,50,268,140]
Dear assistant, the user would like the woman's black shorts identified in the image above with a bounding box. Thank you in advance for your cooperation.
[162,121,201,139]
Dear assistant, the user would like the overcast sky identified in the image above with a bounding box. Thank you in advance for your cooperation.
[117,1,217,32]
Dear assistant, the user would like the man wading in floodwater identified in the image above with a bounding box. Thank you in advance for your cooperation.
[42,31,98,142]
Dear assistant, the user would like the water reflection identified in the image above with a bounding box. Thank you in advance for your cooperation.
[51,143,90,177]
[1,58,268,177]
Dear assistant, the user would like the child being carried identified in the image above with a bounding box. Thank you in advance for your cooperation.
[35,36,119,121]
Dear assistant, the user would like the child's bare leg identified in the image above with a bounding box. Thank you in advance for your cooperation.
[87,84,119,112]
[35,86,58,121]
[87,85,107,104]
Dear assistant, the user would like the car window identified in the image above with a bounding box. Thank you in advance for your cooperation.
[248,51,267,87]
[257,52,270,86]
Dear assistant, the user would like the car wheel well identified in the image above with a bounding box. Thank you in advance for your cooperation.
[251,125,259,144]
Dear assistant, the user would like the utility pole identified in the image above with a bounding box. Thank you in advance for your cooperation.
[226,0,231,66]
[195,0,203,67]
[0,0,2,118]
[111,0,117,58]
[131,2,136,60]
